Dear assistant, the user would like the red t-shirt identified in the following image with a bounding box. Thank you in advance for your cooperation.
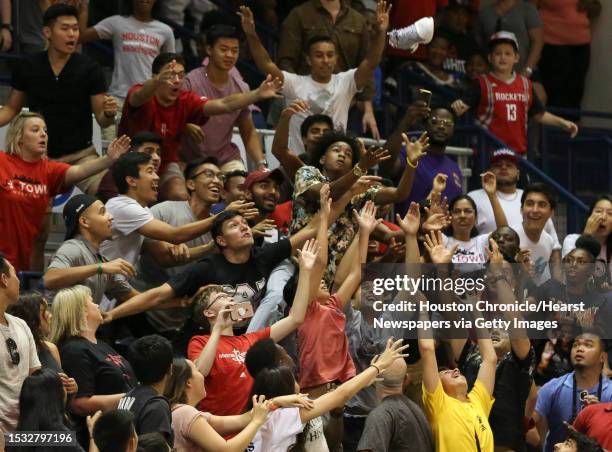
[476,73,533,154]
[187,327,271,416]
[573,402,612,450]
[270,201,293,236]
[0,153,69,271]
[119,85,209,174]
[388,0,448,60]
[297,294,356,389]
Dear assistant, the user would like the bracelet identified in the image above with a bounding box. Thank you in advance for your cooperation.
[353,164,366,177]
[369,364,381,375]
[406,157,419,169]
[97,263,103,275]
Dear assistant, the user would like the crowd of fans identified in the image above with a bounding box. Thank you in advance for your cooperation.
[0,1,610,452]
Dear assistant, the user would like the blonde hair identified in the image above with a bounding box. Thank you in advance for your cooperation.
[192,284,224,326]
[49,285,91,346]
[5,111,46,156]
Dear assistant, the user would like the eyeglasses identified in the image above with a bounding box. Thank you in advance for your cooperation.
[191,169,222,181]
[205,292,233,311]
[429,117,454,127]
[6,337,20,365]
[451,208,475,215]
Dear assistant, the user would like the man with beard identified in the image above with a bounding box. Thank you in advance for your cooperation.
[468,148,560,246]
[242,168,285,245]
[380,103,463,217]
[44,194,139,306]
[534,329,612,452]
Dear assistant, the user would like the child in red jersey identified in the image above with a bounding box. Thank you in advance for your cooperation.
[451,31,577,154]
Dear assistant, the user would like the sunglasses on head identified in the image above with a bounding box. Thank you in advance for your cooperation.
[6,337,20,365]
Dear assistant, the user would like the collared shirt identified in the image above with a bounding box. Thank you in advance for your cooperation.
[47,235,133,305]
[277,0,374,99]
[535,371,612,452]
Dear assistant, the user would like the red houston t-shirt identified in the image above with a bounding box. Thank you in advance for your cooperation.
[476,73,534,154]
[0,153,69,271]
[119,85,209,174]
[187,327,270,416]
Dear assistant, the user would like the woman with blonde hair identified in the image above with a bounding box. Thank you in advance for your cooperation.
[0,111,131,272]
[51,285,135,446]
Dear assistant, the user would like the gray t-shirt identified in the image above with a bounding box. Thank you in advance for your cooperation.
[15,0,45,52]
[101,195,154,267]
[47,236,133,305]
[133,200,212,332]
[0,314,41,432]
[94,15,175,99]
[477,1,542,70]
[357,394,435,452]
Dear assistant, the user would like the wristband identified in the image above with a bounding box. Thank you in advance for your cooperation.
[406,156,419,169]
[369,364,381,375]
[97,263,103,275]
[353,164,366,177]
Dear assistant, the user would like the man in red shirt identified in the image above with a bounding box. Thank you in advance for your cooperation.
[119,52,281,201]
[573,402,612,450]
[187,236,321,416]
[452,31,577,154]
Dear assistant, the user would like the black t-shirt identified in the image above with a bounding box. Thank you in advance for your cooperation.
[11,52,107,157]
[59,336,136,398]
[169,238,292,306]
[459,342,535,451]
[118,385,173,446]
[438,27,481,76]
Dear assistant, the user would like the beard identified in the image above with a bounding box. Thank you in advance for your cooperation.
[428,135,448,147]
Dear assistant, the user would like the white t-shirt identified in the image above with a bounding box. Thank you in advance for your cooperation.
[444,233,490,265]
[0,314,41,432]
[246,408,329,452]
[94,15,175,100]
[100,195,154,266]
[516,223,557,284]
[282,69,359,154]
[467,188,560,247]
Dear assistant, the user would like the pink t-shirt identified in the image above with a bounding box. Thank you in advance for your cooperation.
[297,294,356,389]
[538,0,590,45]
[171,404,212,452]
[180,63,251,164]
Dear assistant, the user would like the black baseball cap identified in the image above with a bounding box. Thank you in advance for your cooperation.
[63,194,99,240]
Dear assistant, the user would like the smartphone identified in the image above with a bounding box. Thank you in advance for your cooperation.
[230,302,254,321]
[417,89,432,107]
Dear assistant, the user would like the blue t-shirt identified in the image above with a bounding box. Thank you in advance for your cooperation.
[535,371,612,452]
[394,148,463,217]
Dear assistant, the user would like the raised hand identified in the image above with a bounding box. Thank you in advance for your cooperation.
[451,99,469,116]
[358,139,391,170]
[354,201,381,234]
[372,338,409,375]
[485,238,504,264]
[350,175,383,197]
[423,230,457,264]
[432,173,447,194]
[257,74,283,100]
[422,212,451,232]
[403,132,429,167]
[481,171,497,195]
[298,238,320,271]
[281,99,310,119]
[396,201,421,236]
[107,135,131,161]
[319,183,331,218]
[374,0,392,32]
[362,109,381,142]
[238,6,256,36]
[425,191,449,219]
[250,395,272,426]
[101,258,136,278]
[155,60,179,86]
[273,393,315,410]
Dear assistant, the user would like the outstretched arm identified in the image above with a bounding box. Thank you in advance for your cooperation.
[535,111,578,137]
[64,136,131,186]
[354,1,390,90]
[271,100,307,180]
[481,171,508,228]
[239,6,284,83]
[203,75,282,116]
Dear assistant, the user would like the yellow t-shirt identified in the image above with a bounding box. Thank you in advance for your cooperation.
[422,379,495,452]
